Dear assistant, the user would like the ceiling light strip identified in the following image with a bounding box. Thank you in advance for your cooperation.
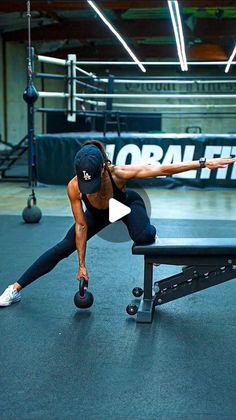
[174,1,188,71]
[168,1,185,71]
[168,1,187,71]
[225,45,236,73]
[87,0,146,73]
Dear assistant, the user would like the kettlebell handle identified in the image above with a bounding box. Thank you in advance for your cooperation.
[79,278,88,297]
[74,279,94,309]
[27,190,37,208]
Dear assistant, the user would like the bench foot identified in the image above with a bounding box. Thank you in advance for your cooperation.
[136,299,155,323]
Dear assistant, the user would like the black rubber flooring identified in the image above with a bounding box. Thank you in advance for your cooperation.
[1,215,236,420]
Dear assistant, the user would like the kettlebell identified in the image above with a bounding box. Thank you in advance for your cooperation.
[22,192,42,224]
[74,278,94,309]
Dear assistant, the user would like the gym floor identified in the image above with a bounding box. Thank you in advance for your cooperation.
[1,182,236,420]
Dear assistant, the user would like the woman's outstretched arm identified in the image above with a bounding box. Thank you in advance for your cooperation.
[114,157,236,180]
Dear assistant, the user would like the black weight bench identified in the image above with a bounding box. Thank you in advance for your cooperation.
[128,238,236,323]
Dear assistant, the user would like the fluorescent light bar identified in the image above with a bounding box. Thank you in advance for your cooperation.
[168,1,184,70]
[168,1,188,71]
[225,45,236,73]
[87,0,146,73]
[175,1,188,71]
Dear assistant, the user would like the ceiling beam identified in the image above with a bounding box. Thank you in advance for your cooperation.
[188,44,227,60]
[38,43,227,61]
[0,1,235,13]
[3,19,236,42]
[3,20,173,42]
[41,44,179,60]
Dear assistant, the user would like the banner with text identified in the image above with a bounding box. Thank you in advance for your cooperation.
[36,133,236,188]
[104,134,236,188]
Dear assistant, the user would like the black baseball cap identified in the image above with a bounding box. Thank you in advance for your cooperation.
[74,145,104,194]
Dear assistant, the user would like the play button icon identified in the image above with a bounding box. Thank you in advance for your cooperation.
[109,198,131,223]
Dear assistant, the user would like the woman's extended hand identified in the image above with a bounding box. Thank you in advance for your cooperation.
[77,266,89,282]
[206,157,236,169]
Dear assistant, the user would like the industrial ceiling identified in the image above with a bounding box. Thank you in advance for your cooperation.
[0,1,235,74]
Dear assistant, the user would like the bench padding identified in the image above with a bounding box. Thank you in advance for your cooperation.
[132,238,236,257]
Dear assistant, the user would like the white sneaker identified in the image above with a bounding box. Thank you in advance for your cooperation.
[0,285,21,307]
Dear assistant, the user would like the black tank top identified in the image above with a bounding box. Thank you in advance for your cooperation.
[82,168,127,218]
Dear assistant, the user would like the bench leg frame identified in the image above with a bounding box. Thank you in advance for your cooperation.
[134,256,236,324]
[136,259,154,323]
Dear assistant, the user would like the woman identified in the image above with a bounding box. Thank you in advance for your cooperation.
[0,140,235,306]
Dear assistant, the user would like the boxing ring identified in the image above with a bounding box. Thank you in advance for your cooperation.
[35,53,236,118]
[25,51,236,189]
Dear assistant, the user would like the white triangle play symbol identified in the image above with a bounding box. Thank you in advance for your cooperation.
[109,198,131,223]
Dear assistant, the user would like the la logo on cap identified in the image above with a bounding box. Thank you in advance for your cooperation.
[109,198,131,223]
[82,171,91,181]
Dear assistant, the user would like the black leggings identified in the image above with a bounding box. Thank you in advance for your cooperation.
[17,191,156,288]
